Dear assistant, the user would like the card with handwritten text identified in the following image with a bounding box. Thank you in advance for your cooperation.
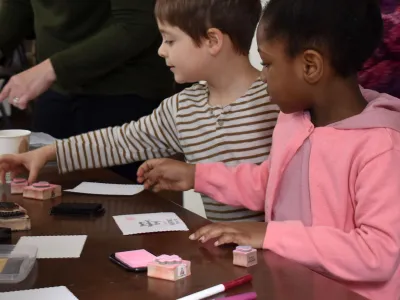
[113,213,189,235]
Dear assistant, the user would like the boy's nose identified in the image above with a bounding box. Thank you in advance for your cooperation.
[158,43,167,58]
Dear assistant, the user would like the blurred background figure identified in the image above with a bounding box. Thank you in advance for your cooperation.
[358,0,400,97]
[0,0,178,180]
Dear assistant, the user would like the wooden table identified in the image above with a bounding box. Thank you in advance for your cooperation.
[0,168,366,300]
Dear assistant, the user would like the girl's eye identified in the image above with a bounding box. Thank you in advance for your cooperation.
[164,40,174,45]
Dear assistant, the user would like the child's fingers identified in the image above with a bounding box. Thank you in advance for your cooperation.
[137,176,144,183]
[142,178,155,190]
[189,224,226,242]
[201,225,240,244]
[189,224,214,241]
[214,233,237,246]
[200,227,228,244]
[28,167,39,184]
[149,183,163,193]
[142,168,169,192]
[138,162,164,187]
[138,158,166,177]
[143,177,164,193]
[137,159,161,177]
[137,161,153,177]
[146,167,165,184]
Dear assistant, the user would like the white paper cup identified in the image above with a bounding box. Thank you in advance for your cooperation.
[0,129,31,183]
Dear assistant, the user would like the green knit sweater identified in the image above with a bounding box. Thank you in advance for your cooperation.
[0,0,174,100]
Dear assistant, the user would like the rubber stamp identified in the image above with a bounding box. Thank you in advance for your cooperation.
[0,202,31,231]
[23,181,62,200]
[147,255,191,281]
[233,246,257,267]
[10,178,28,194]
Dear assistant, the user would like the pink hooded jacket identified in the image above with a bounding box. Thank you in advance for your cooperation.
[195,89,400,300]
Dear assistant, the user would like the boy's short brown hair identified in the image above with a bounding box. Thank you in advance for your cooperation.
[155,0,262,55]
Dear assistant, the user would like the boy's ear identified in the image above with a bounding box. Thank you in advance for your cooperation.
[301,50,323,84]
[206,28,224,55]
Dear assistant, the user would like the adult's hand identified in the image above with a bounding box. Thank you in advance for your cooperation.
[0,59,56,110]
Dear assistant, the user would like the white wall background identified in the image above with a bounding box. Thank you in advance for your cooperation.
[249,0,269,70]
[249,37,262,71]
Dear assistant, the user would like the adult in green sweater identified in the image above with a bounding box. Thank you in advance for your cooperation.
[0,0,175,179]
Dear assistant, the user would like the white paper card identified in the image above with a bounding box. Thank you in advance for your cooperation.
[0,286,78,300]
[16,235,87,258]
[113,212,189,235]
[64,182,144,196]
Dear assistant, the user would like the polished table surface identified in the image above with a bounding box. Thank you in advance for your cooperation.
[0,168,366,300]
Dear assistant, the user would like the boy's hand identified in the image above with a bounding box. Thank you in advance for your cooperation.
[137,158,196,192]
[0,144,56,184]
[189,222,267,249]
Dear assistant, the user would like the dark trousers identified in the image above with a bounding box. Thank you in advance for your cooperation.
[32,90,163,182]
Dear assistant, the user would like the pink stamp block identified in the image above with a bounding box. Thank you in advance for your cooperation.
[147,255,191,281]
[10,178,29,194]
[233,246,257,267]
[23,181,62,200]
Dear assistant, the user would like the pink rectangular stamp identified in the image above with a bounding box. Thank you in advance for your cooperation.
[23,182,62,200]
[10,178,29,194]
[147,255,191,281]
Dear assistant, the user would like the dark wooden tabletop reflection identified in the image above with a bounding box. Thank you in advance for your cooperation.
[0,168,366,300]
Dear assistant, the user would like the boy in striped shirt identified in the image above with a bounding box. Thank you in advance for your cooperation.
[0,0,279,222]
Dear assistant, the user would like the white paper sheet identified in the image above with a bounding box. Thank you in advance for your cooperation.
[64,182,144,196]
[0,286,78,300]
[113,212,189,235]
[16,235,87,259]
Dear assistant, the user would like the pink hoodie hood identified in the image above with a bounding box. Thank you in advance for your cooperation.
[332,89,400,131]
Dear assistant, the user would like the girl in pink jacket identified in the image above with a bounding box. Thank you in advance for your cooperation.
[138,0,400,299]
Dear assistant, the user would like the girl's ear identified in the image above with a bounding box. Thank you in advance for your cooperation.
[301,50,324,84]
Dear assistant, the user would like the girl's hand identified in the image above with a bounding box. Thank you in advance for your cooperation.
[189,222,268,249]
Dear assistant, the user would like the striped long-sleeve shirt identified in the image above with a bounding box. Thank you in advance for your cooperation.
[56,78,280,222]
